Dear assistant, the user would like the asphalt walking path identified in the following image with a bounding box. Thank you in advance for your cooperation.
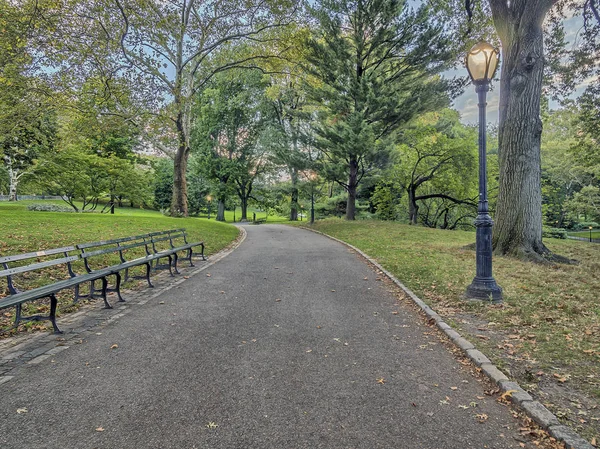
[0,225,535,448]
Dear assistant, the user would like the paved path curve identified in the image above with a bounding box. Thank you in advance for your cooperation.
[1,225,533,448]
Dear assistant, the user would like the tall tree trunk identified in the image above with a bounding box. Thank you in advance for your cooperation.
[171,117,189,216]
[290,169,299,221]
[217,200,226,221]
[241,198,248,221]
[346,157,358,220]
[490,0,558,261]
[408,188,419,225]
[5,156,19,201]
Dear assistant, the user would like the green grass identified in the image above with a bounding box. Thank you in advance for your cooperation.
[569,230,600,239]
[0,201,239,256]
[0,201,240,334]
[298,218,600,439]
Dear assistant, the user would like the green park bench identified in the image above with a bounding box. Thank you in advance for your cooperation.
[0,229,205,334]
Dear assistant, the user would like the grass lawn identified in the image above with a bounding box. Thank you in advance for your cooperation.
[569,230,600,240]
[0,201,240,334]
[299,218,600,440]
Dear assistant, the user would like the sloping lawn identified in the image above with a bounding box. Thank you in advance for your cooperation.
[299,219,600,441]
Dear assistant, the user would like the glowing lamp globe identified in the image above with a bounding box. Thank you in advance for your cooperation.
[465,42,500,83]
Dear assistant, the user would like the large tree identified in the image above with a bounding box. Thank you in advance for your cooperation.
[393,110,478,226]
[305,0,456,220]
[193,69,271,221]
[101,0,295,216]
[454,0,600,261]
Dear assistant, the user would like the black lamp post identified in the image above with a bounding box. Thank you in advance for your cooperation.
[590,226,593,243]
[464,41,503,303]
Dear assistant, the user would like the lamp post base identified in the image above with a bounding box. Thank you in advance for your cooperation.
[465,277,503,303]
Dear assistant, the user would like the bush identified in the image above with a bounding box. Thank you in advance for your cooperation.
[27,203,74,213]
[542,226,568,239]
[572,221,599,231]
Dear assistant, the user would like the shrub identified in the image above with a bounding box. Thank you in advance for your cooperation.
[27,203,74,213]
[572,221,599,231]
[542,226,567,239]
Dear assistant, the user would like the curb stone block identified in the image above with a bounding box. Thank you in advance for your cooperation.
[436,322,451,331]
[520,401,560,428]
[444,328,462,341]
[498,380,533,404]
[548,425,595,449]
[454,337,475,351]
[480,363,508,385]
[465,349,492,366]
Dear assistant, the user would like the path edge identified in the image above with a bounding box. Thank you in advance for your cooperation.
[293,225,593,449]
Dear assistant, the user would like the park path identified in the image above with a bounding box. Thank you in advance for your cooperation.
[0,225,533,448]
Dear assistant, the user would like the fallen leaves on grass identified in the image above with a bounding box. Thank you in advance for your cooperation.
[553,373,571,383]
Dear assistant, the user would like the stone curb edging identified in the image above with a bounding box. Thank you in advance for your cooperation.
[295,225,594,449]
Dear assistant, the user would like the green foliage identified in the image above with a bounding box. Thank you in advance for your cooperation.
[385,109,478,227]
[572,221,599,231]
[541,226,568,239]
[152,158,174,211]
[304,0,455,219]
[371,181,402,221]
[193,69,274,220]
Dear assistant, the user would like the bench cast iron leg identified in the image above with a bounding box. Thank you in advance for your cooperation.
[188,249,195,267]
[145,263,154,288]
[14,304,22,330]
[73,283,81,303]
[49,294,63,334]
[200,243,206,261]
[172,253,181,274]
[101,277,112,309]
[114,272,125,302]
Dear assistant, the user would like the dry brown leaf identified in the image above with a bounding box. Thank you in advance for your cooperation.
[499,390,517,401]
[376,377,385,384]
[110,344,118,350]
[96,427,105,432]
[476,413,488,423]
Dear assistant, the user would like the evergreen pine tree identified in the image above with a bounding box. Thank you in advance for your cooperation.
[305,0,455,219]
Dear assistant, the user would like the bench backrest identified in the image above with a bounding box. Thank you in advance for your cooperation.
[77,229,185,271]
[0,248,80,295]
[148,229,189,253]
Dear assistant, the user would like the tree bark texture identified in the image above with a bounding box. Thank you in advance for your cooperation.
[290,169,299,221]
[171,123,190,216]
[408,188,419,225]
[345,157,358,220]
[217,200,226,222]
[490,0,557,260]
[5,156,19,201]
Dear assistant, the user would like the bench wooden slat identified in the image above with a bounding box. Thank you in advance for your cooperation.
[76,234,147,250]
[0,246,77,264]
[0,255,80,277]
